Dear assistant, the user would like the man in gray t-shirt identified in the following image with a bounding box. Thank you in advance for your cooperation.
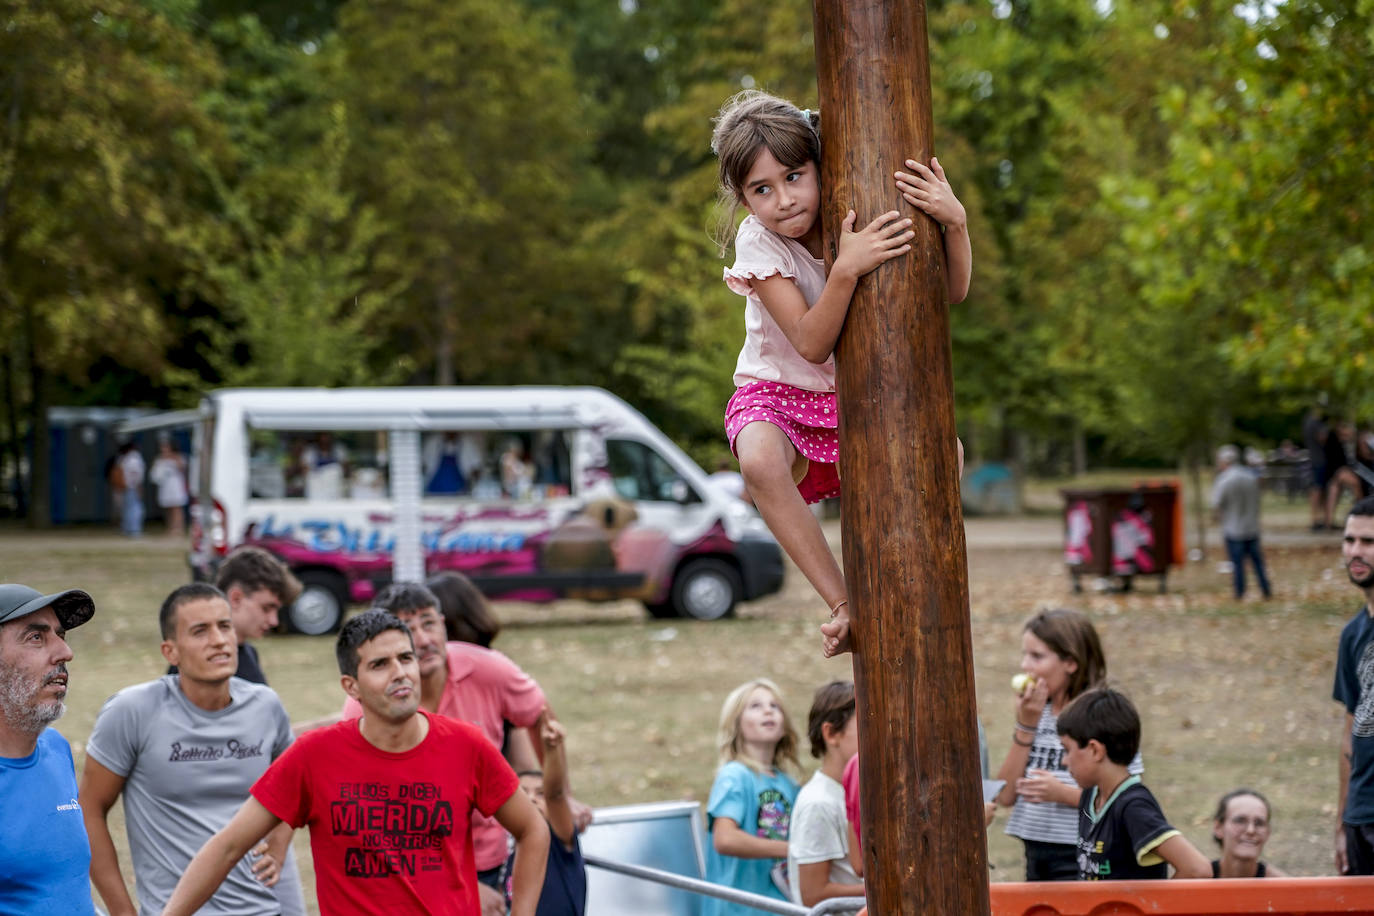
[79,584,305,916]
[1211,444,1272,600]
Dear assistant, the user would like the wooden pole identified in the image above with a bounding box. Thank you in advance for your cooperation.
[810,2,991,914]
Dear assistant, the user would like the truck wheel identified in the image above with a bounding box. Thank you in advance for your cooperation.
[288,571,348,635]
[642,599,677,620]
[670,559,741,621]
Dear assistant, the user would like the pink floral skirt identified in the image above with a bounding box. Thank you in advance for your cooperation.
[725,380,841,504]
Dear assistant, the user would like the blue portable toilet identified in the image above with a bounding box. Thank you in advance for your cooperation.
[45,407,167,524]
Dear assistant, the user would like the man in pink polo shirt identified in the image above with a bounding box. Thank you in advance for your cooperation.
[340,583,551,913]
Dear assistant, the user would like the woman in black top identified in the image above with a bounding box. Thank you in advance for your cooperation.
[1211,789,1286,878]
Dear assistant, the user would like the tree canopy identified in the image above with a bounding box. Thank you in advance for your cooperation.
[3,0,1369,520]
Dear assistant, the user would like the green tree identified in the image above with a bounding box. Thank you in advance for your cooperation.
[1211,0,1373,413]
[197,102,402,389]
[335,0,608,387]
[177,16,407,390]
[0,0,224,524]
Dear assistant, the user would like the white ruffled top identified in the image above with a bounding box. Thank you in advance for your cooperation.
[723,215,835,393]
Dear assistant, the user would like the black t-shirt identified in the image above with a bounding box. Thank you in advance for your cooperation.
[1326,433,1350,471]
[1210,859,1267,878]
[1076,776,1178,880]
[167,642,268,685]
[1334,605,1374,824]
[507,827,586,916]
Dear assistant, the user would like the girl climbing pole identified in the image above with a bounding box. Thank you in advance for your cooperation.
[712,89,971,656]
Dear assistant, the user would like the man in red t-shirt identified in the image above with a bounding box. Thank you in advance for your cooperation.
[163,610,549,916]
[340,581,595,915]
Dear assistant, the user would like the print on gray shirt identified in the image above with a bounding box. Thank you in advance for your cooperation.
[85,676,305,916]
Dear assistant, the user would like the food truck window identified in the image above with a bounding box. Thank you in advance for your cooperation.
[246,429,389,501]
[420,430,572,499]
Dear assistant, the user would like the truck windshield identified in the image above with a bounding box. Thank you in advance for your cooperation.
[605,439,691,502]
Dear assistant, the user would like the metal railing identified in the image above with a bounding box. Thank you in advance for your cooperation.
[584,852,866,916]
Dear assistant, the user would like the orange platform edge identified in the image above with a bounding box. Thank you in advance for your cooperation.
[853,877,1374,916]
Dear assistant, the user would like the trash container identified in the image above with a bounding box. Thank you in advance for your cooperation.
[1061,482,1182,593]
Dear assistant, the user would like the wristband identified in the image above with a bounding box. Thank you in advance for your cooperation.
[1014,721,1037,733]
[1012,732,1033,747]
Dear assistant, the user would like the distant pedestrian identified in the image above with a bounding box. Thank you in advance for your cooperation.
[707,458,751,505]
[117,442,146,537]
[1212,445,1272,600]
[149,434,188,537]
[1304,405,1332,530]
[105,451,125,527]
[1328,423,1366,525]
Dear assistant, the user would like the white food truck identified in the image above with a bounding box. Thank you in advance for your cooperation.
[124,387,784,633]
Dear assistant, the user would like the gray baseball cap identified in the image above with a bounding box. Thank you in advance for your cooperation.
[0,585,96,631]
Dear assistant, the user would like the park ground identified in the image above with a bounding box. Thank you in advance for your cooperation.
[0,479,1359,910]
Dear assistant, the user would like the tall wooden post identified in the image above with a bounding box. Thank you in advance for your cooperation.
[810,2,991,914]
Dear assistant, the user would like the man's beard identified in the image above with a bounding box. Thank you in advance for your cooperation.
[0,663,66,734]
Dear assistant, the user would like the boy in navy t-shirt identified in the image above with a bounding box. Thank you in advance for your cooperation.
[509,712,586,915]
[1057,687,1210,880]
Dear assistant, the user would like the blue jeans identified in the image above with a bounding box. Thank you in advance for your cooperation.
[121,488,144,535]
[1224,537,1270,598]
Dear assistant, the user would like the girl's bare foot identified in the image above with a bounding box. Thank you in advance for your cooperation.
[820,600,852,657]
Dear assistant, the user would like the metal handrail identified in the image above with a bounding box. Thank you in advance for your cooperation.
[584,852,865,916]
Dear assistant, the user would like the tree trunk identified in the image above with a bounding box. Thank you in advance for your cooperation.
[812,2,990,914]
[1072,419,1087,476]
[24,304,49,527]
[434,280,456,387]
[1186,444,1206,562]
[1,349,26,517]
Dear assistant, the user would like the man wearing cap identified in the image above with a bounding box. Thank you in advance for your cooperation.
[0,583,97,915]
[81,583,305,916]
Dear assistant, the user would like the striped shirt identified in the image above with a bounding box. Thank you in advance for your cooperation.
[1005,704,1144,846]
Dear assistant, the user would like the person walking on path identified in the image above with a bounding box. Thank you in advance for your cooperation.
[1212,444,1272,600]
[1304,405,1333,530]
[117,442,146,537]
[149,435,188,537]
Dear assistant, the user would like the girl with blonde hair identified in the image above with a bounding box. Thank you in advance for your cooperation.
[704,678,802,915]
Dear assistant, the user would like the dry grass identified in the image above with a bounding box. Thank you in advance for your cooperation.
[0,509,1355,911]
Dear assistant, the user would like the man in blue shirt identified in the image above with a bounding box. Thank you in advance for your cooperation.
[1335,497,1374,875]
[0,583,97,915]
